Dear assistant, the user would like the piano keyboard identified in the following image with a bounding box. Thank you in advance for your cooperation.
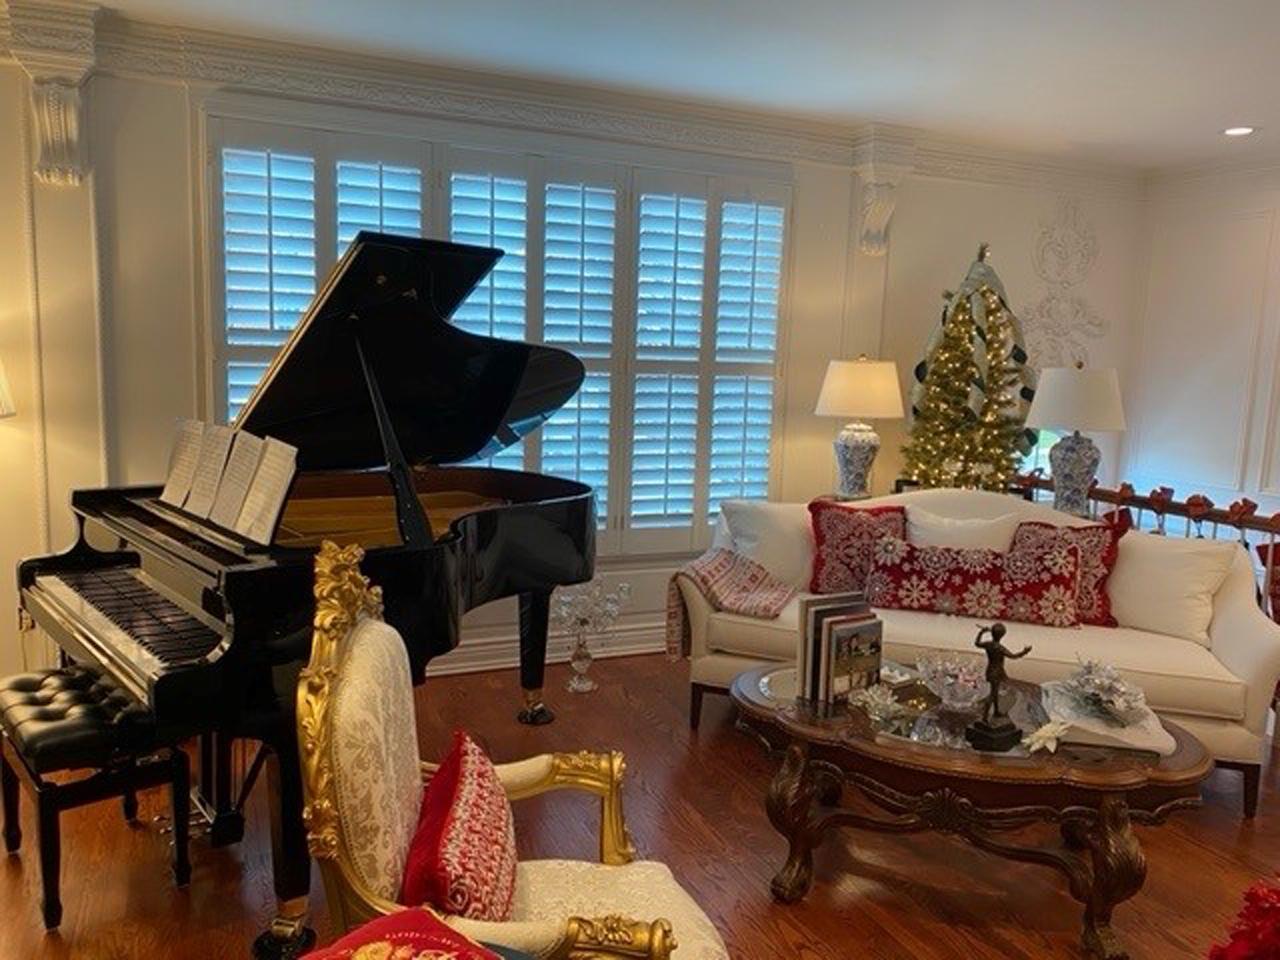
[36,568,222,669]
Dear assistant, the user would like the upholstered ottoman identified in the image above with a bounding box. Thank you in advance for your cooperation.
[0,665,191,929]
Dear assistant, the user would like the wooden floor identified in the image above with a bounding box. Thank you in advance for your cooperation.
[0,653,1271,959]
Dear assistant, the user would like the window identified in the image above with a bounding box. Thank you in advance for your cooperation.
[220,147,316,421]
[210,120,789,555]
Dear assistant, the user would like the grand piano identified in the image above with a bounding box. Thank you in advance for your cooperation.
[16,232,596,955]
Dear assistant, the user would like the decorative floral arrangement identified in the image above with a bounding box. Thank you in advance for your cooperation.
[1022,719,1072,754]
[1209,877,1280,960]
[848,683,905,722]
[1060,658,1145,725]
[915,651,989,711]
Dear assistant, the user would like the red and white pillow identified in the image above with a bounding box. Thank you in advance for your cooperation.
[400,730,518,921]
[808,501,906,594]
[303,907,500,959]
[1011,521,1124,627]
[866,536,1082,627]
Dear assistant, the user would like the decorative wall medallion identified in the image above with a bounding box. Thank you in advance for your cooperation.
[1020,198,1107,367]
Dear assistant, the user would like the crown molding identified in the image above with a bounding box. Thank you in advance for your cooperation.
[1145,155,1280,200]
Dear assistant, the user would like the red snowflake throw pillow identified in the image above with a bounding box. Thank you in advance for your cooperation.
[1011,521,1123,627]
[303,907,500,959]
[866,536,1082,628]
[809,501,907,594]
[400,730,518,920]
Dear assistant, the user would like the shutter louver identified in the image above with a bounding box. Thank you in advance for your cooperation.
[630,374,698,527]
[542,373,610,522]
[715,202,783,363]
[543,183,614,358]
[708,374,773,517]
[635,194,706,361]
[451,171,528,470]
[221,148,316,350]
[336,161,422,257]
[450,172,527,342]
[227,360,272,423]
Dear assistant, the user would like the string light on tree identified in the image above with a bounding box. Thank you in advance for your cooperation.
[901,245,1036,491]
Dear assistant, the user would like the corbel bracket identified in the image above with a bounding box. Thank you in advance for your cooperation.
[851,125,916,256]
[8,1,101,186]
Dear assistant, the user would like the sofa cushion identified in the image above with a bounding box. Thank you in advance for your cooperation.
[808,501,906,594]
[1012,520,1123,627]
[906,507,1020,551]
[719,500,814,588]
[866,536,1082,627]
[877,608,1246,723]
[701,598,1246,723]
[1108,532,1236,646]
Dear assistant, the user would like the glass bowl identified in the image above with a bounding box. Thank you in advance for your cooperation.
[915,651,989,712]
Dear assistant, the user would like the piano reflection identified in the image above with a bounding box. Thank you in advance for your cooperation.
[17,233,595,956]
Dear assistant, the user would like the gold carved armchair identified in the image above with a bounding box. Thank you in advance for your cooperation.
[297,542,727,959]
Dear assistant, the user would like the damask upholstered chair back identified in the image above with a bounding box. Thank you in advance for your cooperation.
[297,541,423,929]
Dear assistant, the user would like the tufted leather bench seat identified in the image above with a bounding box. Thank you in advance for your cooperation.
[0,667,156,773]
[0,665,190,931]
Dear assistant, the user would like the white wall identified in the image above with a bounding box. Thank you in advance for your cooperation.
[1123,169,1280,516]
[0,37,1154,677]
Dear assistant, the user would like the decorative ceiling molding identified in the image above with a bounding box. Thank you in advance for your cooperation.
[0,4,1146,197]
[7,0,98,185]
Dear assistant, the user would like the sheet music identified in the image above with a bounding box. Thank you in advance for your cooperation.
[160,420,205,506]
[208,431,265,531]
[181,425,235,518]
[235,437,298,545]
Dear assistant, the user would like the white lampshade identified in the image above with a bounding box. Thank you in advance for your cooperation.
[0,357,14,420]
[1026,366,1125,432]
[815,358,904,420]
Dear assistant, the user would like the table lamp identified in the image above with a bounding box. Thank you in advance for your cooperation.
[1025,363,1125,516]
[0,356,15,420]
[815,356,904,499]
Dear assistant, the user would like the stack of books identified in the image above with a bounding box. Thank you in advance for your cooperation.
[796,594,882,706]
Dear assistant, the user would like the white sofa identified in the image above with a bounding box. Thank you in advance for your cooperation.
[680,488,1280,816]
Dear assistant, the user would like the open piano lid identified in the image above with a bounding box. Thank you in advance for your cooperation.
[236,232,586,470]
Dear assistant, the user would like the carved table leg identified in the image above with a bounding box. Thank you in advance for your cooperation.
[1061,817,1089,851]
[764,742,842,903]
[1076,795,1147,960]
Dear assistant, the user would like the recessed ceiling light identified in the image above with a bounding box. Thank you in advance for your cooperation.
[1223,126,1257,137]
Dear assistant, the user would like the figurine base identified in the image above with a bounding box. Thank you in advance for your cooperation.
[965,719,1022,753]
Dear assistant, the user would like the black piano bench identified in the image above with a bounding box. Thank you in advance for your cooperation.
[0,666,191,930]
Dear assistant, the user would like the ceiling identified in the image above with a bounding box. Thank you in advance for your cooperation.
[103,0,1280,170]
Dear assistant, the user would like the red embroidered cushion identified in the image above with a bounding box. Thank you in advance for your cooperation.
[808,501,907,594]
[399,730,518,921]
[302,906,500,959]
[866,537,1082,627]
[1011,521,1123,627]
[1259,544,1280,625]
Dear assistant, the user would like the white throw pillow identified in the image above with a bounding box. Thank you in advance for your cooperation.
[906,507,1020,551]
[719,500,814,588]
[1108,532,1236,646]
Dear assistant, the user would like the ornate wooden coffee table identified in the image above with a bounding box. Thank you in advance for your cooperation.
[732,665,1213,960]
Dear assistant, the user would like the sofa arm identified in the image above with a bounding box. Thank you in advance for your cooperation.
[1209,548,1280,736]
[676,576,716,660]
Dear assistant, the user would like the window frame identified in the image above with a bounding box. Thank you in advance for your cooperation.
[199,100,793,561]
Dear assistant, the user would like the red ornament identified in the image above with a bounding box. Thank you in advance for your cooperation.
[1209,878,1280,959]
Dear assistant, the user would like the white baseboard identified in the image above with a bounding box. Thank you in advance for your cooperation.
[424,619,668,677]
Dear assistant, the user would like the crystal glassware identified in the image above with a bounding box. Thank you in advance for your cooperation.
[550,579,631,694]
[915,651,989,712]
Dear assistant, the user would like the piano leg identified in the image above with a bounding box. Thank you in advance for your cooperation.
[250,738,316,960]
[516,590,555,725]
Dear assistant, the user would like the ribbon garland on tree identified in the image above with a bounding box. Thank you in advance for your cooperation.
[902,244,1037,491]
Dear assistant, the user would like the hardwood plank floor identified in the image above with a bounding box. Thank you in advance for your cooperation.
[0,653,1270,959]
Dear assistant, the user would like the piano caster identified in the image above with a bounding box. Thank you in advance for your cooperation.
[251,903,316,960]
[517,689,555,726]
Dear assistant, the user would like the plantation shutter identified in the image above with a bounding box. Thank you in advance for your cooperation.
[335,161,422,257]
[220,147,316,421]
[449,169,528,469]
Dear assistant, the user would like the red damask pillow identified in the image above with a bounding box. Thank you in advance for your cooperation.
[400,730,518,921]
[303,906,500,959]
[1011,521,1123,627]
[809,501,907,594]
[866,536,1082,627]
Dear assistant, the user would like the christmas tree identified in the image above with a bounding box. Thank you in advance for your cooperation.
[901,245,1035,491]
